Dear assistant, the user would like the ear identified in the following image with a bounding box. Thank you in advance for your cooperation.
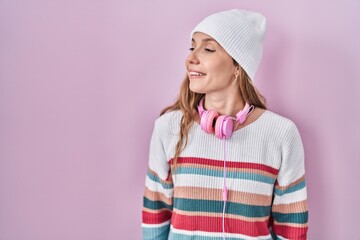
[234,66,240,77]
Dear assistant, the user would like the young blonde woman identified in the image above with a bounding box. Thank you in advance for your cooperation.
[142,9,308,240]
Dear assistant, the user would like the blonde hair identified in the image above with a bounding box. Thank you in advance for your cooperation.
[160,64,266,171]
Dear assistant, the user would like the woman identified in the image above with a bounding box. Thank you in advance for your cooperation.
[142,9,308,240]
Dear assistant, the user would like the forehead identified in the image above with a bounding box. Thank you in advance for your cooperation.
[191,32,218,44]
[190,32,233,62]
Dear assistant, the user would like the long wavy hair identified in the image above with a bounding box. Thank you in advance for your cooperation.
[160,61,266,171]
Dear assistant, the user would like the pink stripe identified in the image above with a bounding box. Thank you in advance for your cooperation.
[170,157,279,175]
[273,224,308,239]
[171,212,269,236]
[142,210,172,224]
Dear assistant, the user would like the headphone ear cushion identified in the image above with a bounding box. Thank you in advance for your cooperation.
[201,110,219,134]
[215,115,234,139]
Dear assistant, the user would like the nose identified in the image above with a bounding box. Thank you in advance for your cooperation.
[185,49,200,66]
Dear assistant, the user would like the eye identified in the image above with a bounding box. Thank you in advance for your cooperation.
[189,47,195,51]
[204,48,215,53]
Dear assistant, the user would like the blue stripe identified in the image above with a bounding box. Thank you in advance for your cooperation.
[174,198,270,218]
[176,166,275,184]
[271,211,308,224]
[147,170,173,189]
[274,180,306,196]
[142,224,169,240]
[144,197,173,211]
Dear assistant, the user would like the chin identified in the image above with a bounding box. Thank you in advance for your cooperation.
[189,81,206,93]
[189,84,206,94]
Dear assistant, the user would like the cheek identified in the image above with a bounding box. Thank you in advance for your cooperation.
[206,61,234,80]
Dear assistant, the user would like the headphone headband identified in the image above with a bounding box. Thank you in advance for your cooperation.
[197,98,206,117]
[236,103,254,124]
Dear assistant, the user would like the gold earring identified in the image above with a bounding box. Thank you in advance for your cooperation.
[233,73,239,85]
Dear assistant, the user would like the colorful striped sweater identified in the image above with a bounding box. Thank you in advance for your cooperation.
[142,110,308,239]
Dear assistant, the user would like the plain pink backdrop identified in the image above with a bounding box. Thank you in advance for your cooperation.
[1,0,359,239]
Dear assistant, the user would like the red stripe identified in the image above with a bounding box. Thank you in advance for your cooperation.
[170,157,278,175]
[273,224,308,239]
[142,210,172,224]
[171,212,269,236]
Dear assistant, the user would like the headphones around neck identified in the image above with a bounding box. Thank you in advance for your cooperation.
[197,98,254,139]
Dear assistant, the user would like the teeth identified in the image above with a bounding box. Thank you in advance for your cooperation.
[190,71,205,76]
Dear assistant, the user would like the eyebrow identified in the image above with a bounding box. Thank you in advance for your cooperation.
[191,38,216,43]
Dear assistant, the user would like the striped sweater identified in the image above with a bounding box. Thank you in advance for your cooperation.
[142,110,308,239]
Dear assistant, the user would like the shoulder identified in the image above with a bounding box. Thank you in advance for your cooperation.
[260,110,302,141]
[266,110,302,146]
[153,110,183,135]
[154,110,182,127]
[262,110,297,128]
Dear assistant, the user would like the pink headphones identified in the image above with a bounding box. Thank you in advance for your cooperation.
[197,98,254,139]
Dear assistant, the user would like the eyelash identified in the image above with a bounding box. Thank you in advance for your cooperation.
[189,47,215,53]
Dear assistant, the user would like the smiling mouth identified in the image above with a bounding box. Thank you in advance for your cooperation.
[189,71,207,78]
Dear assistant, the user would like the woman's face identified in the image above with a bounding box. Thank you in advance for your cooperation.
[185,32,237,95]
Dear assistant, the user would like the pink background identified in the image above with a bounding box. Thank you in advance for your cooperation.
[1,0,359,239]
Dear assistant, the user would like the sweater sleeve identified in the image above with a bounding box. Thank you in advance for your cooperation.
[270,122,309,239]
[142,120,173,240]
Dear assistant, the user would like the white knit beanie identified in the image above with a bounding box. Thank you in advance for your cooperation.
[190,9,266,81]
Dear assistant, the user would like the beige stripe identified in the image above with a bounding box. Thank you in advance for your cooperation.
[174,186,272,206]
[275,175,305,190]
[173,208,269,222]
[144,187,173,205]
[148,167,173,184]
[273,220,308,228]
[143,207,171,214]
[272,200,308,214]
[177,163,277,179]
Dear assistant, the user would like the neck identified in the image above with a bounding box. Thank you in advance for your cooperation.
[203,94,245,117]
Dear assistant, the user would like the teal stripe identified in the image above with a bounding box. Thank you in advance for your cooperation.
[147,170,173,189]
[271,211,308,224]
[174,198,270,218]
[144,197,173,211]
[274,180,306,196]
[142,224,169,240]
[169,231,272,240]
[176,166,275,184]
